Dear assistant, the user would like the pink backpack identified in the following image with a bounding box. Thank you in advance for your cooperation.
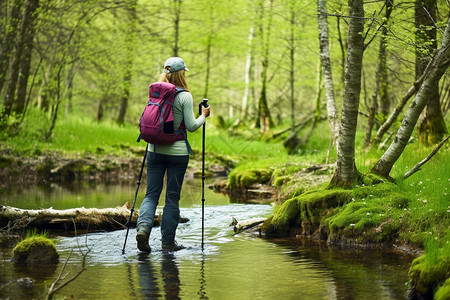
[137,82,191,153]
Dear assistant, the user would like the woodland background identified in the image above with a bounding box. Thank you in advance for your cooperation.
[1,0,448,145]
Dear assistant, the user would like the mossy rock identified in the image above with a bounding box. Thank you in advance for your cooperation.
[434,279,450,300]
[325,182,412,244]
[273,175,291,188]
[229,168,272,189]
[13,236,59,264]
[408,252,450,299]
[262,188,352,237]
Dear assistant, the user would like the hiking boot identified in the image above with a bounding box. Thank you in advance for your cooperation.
[136,230,151,253]
[161,241,185,252]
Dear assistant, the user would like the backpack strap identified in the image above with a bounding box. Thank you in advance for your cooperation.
[174,87,193,155]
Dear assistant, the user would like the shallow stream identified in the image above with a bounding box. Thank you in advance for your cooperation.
[1,177,414,299]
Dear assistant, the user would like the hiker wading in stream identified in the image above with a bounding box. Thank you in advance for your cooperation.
[136,57,211,252]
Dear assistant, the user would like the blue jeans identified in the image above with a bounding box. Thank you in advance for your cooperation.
[137,152,189,244]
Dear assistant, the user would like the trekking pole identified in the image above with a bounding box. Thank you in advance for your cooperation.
[122,144,148,254]
[199,99,209,250]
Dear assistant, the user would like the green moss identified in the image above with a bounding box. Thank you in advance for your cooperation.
[13,236,56,254]
[435,279,450,300]
[263,188,352,237]
[326,183,412,243]
[229,168,272,189]
[273,175,291,187]
[408,241,450,297]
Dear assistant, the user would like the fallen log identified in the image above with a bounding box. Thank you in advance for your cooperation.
[0,203,188,232]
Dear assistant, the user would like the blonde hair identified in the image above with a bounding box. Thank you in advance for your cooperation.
[159,69,190,91]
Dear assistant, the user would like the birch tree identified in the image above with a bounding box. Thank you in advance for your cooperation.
[371,17,450,178]
[329,0,364,188]
[241,26,254,122]
[318,0,339,163]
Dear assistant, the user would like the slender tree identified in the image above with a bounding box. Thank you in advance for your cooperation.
[172,0,182,57]
[255,0,274,133]
[117,0,137,126]
[415,0,448,145]
[318,0,339,162]
[241,26,254,122]
[329,0,365,188]
[365,0,393,148]
[14,0,40,116]
[0,0,22,98]
[371,17,450,178]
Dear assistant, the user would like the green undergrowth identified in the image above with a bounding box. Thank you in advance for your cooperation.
[14,229,55,254]
[262,188,353,236]
[408,235,450,298]
[263,178,448,249]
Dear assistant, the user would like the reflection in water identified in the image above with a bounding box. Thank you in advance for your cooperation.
[138,252,181,299]
[0,181,414,299]
[198,253,208,300]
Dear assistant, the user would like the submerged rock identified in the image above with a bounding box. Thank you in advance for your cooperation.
[16,277,34,289]
[12,236,59,264]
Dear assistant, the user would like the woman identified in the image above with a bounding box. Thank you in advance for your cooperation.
[136,57,210,252]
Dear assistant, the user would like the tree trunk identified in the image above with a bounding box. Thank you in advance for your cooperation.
[116,0,137,126]
[0,0,22,98]
[371,17,450,178]
[172,0,182,57]
[372,72,425,146]
[203,29,212,99]
[289,6,295,133]
[241,26,254,122]
[14,0,40,116]
[415,0,448,145]
[318,0,339,163]
[336,5,346,86]
[0,203,187,232]
[256,0,274,133]
[45,65,63,140]
[64,63,75,119]
[365,0,393,148]
[4,0,37,118]
[329,0,364,188]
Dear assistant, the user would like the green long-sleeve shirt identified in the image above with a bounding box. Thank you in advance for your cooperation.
[148,91,205,156]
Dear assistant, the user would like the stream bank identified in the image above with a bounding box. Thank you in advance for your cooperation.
[1,147,448,299]
[222,164,449,300]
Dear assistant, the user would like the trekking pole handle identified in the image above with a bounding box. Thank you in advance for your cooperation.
[199,99,209,115]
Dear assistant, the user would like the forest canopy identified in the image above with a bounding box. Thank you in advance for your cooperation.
[0,0,449,150]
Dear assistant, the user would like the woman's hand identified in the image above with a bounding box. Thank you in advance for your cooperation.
[202,105,210,118]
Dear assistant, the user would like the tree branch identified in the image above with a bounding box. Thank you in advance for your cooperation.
[45,219,91,300]
[403,135,450,179]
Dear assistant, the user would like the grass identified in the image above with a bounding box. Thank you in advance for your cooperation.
[2,110,448,244]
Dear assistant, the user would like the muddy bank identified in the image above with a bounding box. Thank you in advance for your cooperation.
[0,148,230,190]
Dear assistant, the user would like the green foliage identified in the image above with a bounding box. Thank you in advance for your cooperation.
[14,233,55,254]
[2,108,139,157]
[326,183,411,243]
[408,238,450,296]
[228,168,272,189]
[25,228,49,239]
[263,188,353,237]
[434,279,450,300]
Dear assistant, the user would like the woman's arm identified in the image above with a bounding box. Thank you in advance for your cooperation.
[180,93,206,132]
